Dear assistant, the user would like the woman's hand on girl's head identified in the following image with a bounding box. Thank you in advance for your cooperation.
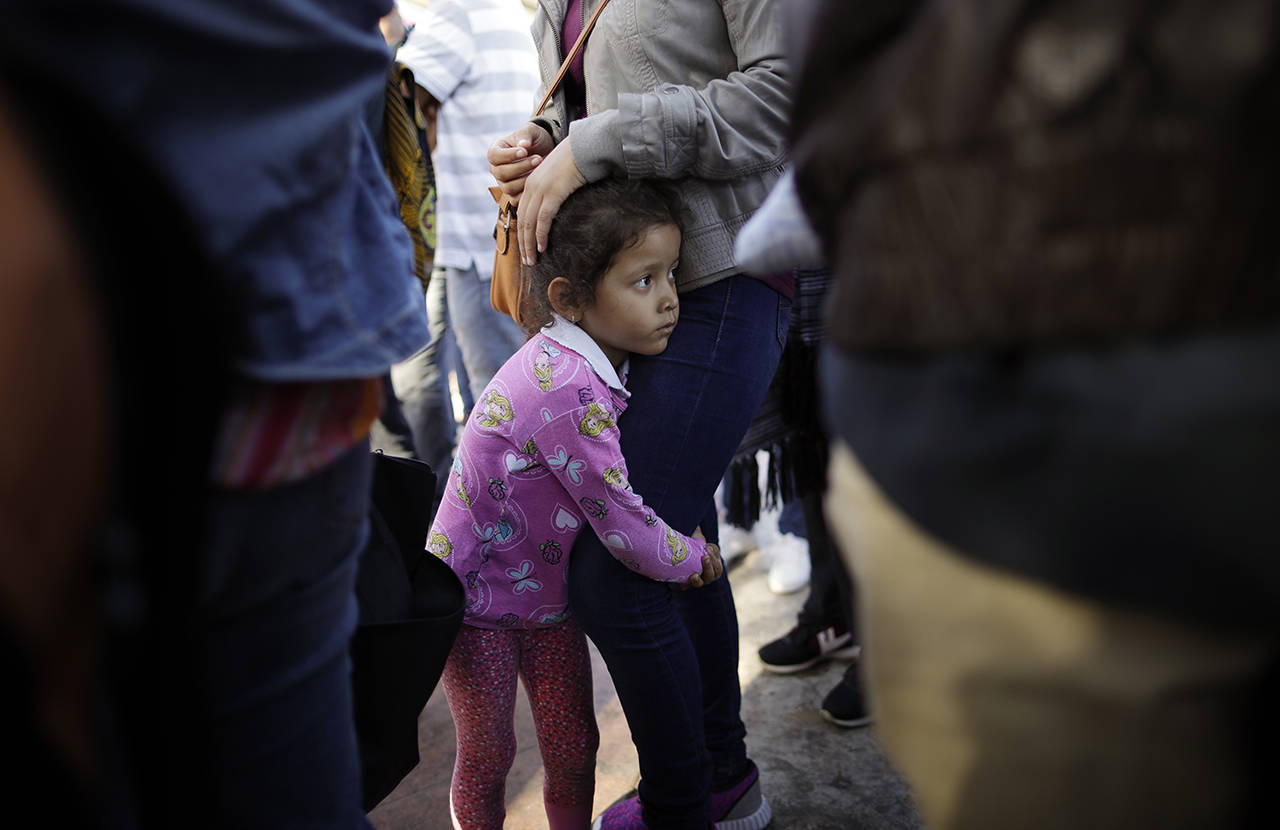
[517,135,586,267]
[681,543,724,590]
[488,122,555,204]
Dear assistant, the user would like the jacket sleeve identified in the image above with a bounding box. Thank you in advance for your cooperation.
[530,405,707,583]
[568,0,791,182]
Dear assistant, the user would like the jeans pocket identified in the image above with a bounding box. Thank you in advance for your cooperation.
[776,295,793,348]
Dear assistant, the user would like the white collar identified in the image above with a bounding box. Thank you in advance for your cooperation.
[541,314,630,398]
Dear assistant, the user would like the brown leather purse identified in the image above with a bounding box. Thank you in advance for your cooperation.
[489,0,611,327]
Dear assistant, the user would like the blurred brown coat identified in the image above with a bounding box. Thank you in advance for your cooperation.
[792,0,1280,351]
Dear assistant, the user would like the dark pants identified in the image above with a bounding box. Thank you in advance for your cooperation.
[569,276,789,828]
[196,445,373,829]
[795,488,857,641]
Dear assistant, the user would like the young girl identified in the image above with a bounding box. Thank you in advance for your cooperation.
[429,178,724,830]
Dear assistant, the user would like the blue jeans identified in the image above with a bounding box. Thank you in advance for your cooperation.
[444,263,527,404]
[371,370,419,458]
[196,445,373,829]
[776,499,805,538]
[391,275,462,479]
[568,276,790,828]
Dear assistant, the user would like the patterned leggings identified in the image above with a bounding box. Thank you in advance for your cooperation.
[441,619,599,829]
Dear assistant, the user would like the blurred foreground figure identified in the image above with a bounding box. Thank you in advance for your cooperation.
[0,85,114,829]
[792,1,1280,827]
[1,1,427,827]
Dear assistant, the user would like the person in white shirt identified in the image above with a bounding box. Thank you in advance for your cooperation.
[390,0,541,475]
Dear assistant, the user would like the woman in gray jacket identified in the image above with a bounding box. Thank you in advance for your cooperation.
[489,1,790,827]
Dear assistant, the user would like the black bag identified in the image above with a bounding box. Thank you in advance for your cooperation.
[351,452,464,811]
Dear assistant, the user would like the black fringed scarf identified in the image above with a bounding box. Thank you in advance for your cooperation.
[724,268,831,527]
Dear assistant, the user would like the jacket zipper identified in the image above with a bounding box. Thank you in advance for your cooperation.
[539,0,592,120]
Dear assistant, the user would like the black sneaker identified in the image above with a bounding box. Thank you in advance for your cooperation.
[757,622,859,674]
[820,666,872,728]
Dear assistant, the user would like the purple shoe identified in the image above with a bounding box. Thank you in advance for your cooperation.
[591,795,646,830]
[591,763,772,830]
[711,762,772,830]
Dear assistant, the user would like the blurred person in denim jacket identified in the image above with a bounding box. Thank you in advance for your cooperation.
[2,1,428,827]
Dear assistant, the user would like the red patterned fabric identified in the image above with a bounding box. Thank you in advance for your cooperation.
[441,620,599,828]
[210,377,383,489]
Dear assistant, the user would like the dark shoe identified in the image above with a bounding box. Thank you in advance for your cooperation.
[820,668,872,728]
[758,622,859,674]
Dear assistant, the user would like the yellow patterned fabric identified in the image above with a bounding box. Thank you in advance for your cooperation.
[383,62,435,292]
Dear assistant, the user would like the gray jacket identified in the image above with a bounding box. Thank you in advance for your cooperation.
[530,0,790,290]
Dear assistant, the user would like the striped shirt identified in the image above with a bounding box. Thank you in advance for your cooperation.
[396,0,540,280]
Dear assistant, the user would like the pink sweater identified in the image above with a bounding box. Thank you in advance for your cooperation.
[427,317,707,630]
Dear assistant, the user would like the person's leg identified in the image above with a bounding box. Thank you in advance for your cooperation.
[446,326,476,423]
[570,276,789,828]
[391,270,456,479]
[805,483,871,726]
[758,487,858,674]
[195,444,373,829]
[775,500,805,538]
[441,625,521,830]
[716,469,758,566]
[799,488,852,632]
[519,619,600,830]
[764,498,810,594]
[445,263,527,403]
[826,440,1277,828]
[370,370,418,458]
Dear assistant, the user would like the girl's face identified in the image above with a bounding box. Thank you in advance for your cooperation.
[578,222,681,370]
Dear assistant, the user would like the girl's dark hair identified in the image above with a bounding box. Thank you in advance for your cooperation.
[523,177,682,333]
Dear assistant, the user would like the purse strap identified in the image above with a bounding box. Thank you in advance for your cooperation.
[533,0,612,117]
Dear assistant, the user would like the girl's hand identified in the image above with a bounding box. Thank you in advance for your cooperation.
[487,122,555,203]
[516,135,586,266]
[682,543,724,590]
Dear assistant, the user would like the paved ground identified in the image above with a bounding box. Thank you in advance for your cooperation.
[367,544,923,829]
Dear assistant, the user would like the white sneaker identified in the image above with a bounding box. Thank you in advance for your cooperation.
[719,524,758,567]
[765,533,810,594]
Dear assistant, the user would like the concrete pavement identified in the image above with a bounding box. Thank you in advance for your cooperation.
[367,545,923,830]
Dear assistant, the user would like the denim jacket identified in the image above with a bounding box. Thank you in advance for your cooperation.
[2,0,429,381]
[530,0,791,291]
